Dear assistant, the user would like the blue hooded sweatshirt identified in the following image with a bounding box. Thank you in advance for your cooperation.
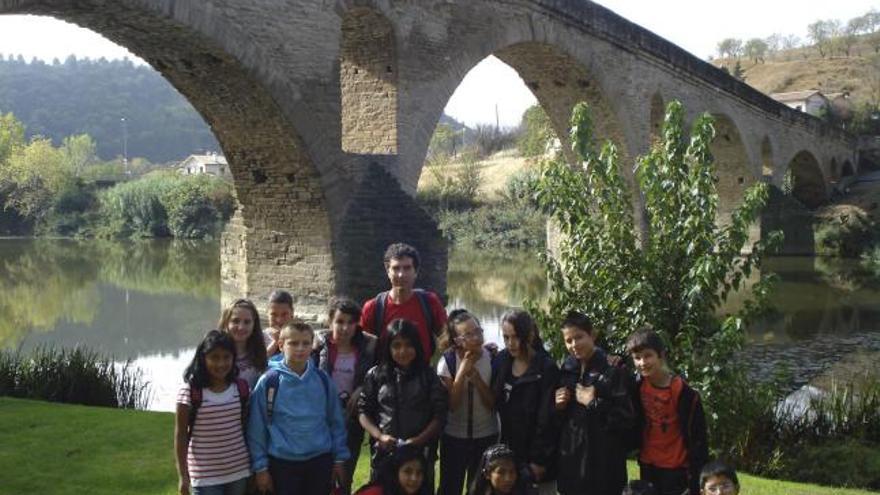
[247,359,350,472]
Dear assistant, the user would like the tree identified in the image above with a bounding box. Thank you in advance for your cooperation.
[781,34,801,51]
[743,38,769,63]
[807,20,832,57]
[0,111,25,165]
[732,60,745,80]
[530,100,779,420]
[517,104,556,158]
[428,123,458,159]
[60,134,98,177]
[764,34,782,58]
[716,38,743,60]
[0,137,74,221]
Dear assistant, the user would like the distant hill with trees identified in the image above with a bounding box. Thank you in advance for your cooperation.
[0,56,220,163]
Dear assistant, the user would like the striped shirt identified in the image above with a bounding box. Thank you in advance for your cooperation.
[177,383,251,487]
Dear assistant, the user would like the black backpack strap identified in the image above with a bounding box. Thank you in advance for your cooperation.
[443,349,457,377]
[373,291,388,336]
[235,378,249,428]
[413,289,434,335]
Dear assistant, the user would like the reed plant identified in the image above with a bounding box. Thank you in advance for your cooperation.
[0,345,150,409]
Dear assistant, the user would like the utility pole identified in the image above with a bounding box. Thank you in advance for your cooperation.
[121,117,129,175]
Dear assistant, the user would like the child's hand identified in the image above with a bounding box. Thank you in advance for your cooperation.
[554,387,571,410]
[377,433,398,450]
[457,351,478,379]
[331,463,346,490]
[575,384,596,406]
[268,327,280,342]
[255,470,273,493]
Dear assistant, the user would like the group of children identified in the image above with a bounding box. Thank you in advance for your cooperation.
[174,288,742,495]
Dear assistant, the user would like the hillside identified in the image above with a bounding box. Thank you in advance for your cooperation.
[713,36,879,104]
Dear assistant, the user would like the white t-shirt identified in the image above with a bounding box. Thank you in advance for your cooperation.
[332,351,356,396]
[176,383,251,487]
[437,349,498,439]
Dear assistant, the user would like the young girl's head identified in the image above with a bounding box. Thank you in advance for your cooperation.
[472,444,520,495]
[280,321,314,370]
[500,309,540,360]
[381,319,424,370]
[377,445,428,495]
[700,461,740,495]
[327,297,362,347]
[218,299,267,370]
[268,290,294,330]
[183,330,239,388]
[560,310,596,363]
[443,309,484,354]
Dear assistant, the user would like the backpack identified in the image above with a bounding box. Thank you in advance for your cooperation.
[373,289,436,354]
[187,378,249,441]
[264,366,332,423]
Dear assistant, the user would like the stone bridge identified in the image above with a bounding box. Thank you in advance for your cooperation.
[1,0,858,315]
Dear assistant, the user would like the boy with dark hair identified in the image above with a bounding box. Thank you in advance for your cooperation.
[699,461,739,495]
[626,328,708,495]
[360,242,447,361]
[554,310,634,495]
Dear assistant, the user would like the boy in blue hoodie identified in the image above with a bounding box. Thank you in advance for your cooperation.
[248,321,350,495]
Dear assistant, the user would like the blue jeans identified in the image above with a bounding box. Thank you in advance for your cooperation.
[191,477,248,495]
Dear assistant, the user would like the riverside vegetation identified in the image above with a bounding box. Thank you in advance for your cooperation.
[0,111,234,239]
[528,100,880,489]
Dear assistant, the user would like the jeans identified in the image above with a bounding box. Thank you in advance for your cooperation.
[191,477,248,495]
[639,463,689,495]
[438,434,498,495]
[269,453,333,495]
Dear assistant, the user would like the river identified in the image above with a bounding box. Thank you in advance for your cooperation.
[0,238,877,411]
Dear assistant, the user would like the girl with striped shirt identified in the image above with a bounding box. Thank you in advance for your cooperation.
[175,330,251,495]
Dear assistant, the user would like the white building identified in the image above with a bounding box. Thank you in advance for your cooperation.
[178,153,230,178]
[769,90,830,116]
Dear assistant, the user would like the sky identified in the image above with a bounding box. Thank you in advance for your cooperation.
[0,1,877,127]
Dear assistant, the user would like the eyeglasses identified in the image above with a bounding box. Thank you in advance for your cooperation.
[454,331,483,343]
[704,482,737,494]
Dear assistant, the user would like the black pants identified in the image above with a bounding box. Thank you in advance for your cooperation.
[269,453,332,495]
[438,434,498,495]
[639,463,689,495]
[341,419,364,495]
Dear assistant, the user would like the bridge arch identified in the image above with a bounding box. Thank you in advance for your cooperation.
[841,160,855,178]
[0,6,336,313]
[787,150,827,209]
[709,113,756,222]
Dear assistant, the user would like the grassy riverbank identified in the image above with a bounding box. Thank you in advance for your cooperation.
[1,397,876,494]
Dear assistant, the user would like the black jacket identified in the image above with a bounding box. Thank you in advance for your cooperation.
[630,373,709,495]
[358,363,448,442]
[491,349,560,481]
[555,349,635,495]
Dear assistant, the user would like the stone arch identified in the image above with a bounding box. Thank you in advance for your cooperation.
[650,92,665,143]
[492,42,630,166]
[709,113,756,222]
[1,6,336,314]
[761,136,773,178]
[841,160,855,178]
[340,7,398,154]
[787,150,827,209]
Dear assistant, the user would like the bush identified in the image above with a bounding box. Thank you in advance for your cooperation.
[814,212,878,257]
[517,105,556,158]
[436,203,545,250]
[0,346,151,409]
[469,124,518,159]
[95,171,233,239]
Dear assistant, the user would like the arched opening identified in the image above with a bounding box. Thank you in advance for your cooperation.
[761,136,773,179]
[787,150,827,209]
[650,92,665,143]
[709,114,756,224]
[830,158,839,182]
[340,7,398,155]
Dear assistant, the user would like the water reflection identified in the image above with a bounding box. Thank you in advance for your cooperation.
[0,238,220,356]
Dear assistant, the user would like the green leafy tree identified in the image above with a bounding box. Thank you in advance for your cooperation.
[1,137,74,221]
[0,111,25,165]
[530,100,780,427]
[517,104,556,158]
[60,134,98,177]
[744,38,769,63]
[716,38,743,60]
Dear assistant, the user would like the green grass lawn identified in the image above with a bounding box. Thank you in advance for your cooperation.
[0,397,875,495]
